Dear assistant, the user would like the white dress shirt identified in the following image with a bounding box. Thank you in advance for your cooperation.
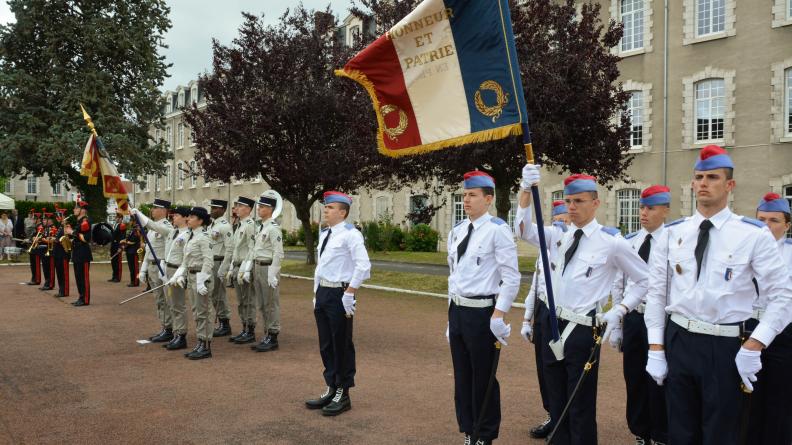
[447,213,521,313]
[612,225,666,311]
[644,207,792,346]
[314,221,371,291]
[514,206,648,314]
[520,221,568,319]
[754,237,792,309]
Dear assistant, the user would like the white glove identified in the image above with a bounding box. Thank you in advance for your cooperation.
[133,209,150,227]
[520,320,533,342]
[217,267,226,279]
[598,304,627,345]
[521,163,541,189]
[226,268,235,283]
[646,350,668,386]
[312,297,316,309]
[268,276,278,288]
[735,347,762,392]
[139,260,148,282]
[239,270,251,284]
[197,271,210,287]
[490,317,511,346]
[158,260,166,279]
[342,292,356,316]
[446,323,450,344]
[138,270,147,282]
[607,326,623,350]
[197,281,209,296]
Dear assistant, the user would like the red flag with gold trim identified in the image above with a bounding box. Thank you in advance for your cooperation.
[80,133,129,213]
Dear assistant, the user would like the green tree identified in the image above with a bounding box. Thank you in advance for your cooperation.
[0,0,172,219]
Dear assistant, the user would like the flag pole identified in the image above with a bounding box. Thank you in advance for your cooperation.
[79,104,165,277]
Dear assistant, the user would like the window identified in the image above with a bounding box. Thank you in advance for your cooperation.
[695,79,725,142]
[453,194,465,225]
[696,0,725,37]
[620,0,644,52]
[166,126,172,149]
[154,175,160,192]
[191,86,198,104]
[177,162,184,189]
[784,185,792,238]
[617,188,641,233]
[190,161,197,188]
[408,195,429,225]
[786,68,792,135]
[348,25,361,46]
[203,176,211,188]
[3,180,12,194]
[178,90,185,108]
[177,123,184,148]
[506,193,518,227]
[551,190,564,201]
[52,182,62,196]
[375,196,389,220]
[155,129,161,144]
[26,177,37,194]
[789,0,792,19]
[626,91,644,147]
[165,167,172,190]
[144,175,151,192]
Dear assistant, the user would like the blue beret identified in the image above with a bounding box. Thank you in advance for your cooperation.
[694,145,734,171]
[757,193,790,214]
[563,174,597,195]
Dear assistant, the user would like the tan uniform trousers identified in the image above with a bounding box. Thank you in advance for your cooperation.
[166,264,188,335]
[187,271,215,341]
[211,259,231,320]
[148,262,171,329]
[253,263,280,334]
[234,265,256,326]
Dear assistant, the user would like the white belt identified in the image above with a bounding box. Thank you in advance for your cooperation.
[556,306,594,327]
[449,293,494,308]
[319,279,346,288]
[752,309,765,321]
[670,313,741,338]
[635,303,646,314]
[537,292,548,305]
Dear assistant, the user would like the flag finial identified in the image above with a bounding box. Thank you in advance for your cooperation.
[80,104,98,136]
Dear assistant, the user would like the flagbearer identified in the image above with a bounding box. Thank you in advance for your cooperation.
[228,196,257,344]
[746,192,792,444]
[109,213,125,283]
[208,199,234,337]
[519,200,570,440]
[65,201,93,307]
[515,166,648,444]
[446,172,520,445]
[610,185,671,445]
[643,146,792,444]
[52,211,70,298]
[122,219,139,287]
[304,191,370,417]
[133,199,173,342]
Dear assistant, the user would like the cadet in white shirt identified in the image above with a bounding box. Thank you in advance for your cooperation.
[208,199,234,337]
[228,196,257,344]
[516,168,648,445]
[136,199,174,343]
[446,171,520,445]
[643,145,792,444]
[519,200,570,440]
[610,185,670,445]
[745,192,792,444]
[304,191,370,417]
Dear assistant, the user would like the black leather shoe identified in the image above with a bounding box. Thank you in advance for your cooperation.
[184,341,201,357]
[234,326,255,344]
[126,283,139,287]
[39,286,51,291]
[108,278,117,282]
[252,333,278,352]
[214,319,231,337]
[56,293,65,298]
[165,334,187,350]
[321,388,351,416]
[72,299,87,307]
[229,323,246,342]
[529,414,552,439]
[26,281,40,285]
[149,328,174,343]
[305,386,336,409]
[186,340,212,360]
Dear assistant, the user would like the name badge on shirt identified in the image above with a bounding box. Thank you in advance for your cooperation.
[585,266,593,278]
[725,268,733,281]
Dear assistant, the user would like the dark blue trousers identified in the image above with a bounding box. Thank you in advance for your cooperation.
[540,312,600,445]
[314,285,356,389]
[448,301,501,440]
[665,319,743,445]
[745,318,792,445]
[532,301,552,414]
[622,310,667,442]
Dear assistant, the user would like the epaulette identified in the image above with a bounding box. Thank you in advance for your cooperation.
[624,231,639,240]
[321,227,329,233]
[454,220,466,228]
[665,217,686,228]
[600,226,620,236]
[785,239,792,245]
[741,217,766,228]
[345,222,354,230]
[490,217,506,225]
[552,221,568,232]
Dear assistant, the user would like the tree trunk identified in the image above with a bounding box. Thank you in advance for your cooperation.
[294,201,316,265]
[494,181,513,221]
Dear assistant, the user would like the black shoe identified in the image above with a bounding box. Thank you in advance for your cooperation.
[229,323,247,342]
[126,283,139,287]
[165,334,187,350]
[26,281,40,285]
[186,340,212,360]
[252,333,279,352]
[234,326,255,344]
[56,293,65,298]
[305,386,336,409]
[39,286,51,291]
[108,278,117,282]
[184,341,201,357]
[149,327,174,343]
[321,388,351,416]
[529,414,552,439]
[72,299,87,307]
[214,319,231,337]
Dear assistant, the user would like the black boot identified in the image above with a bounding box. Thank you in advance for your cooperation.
[305,386,336,409]
[150,327,174,343]
[321,388,351,416]
[214,318,231,337]
[252,332,279,352]
[184,340,201,357]
[529,413,553,439]
[187,340,212,360]
[234,325,255,344]
[229,323,246,342]
[72,298,87,307]
[165,334,187,350]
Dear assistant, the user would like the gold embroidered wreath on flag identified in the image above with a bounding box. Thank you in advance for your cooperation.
[474,80,509,123]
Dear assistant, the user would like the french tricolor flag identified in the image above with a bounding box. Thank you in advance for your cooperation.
[336,0,530,157]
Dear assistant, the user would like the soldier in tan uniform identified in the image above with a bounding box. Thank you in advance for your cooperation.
[135,199,173,343]
[241,190,285,352]
[208,199,234,337]
[227,196,257,344]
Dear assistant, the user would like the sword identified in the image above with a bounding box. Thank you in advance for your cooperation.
[738,383,752,445]
[470,341,502,444]
[119,283,167,305]
[546,325,603,444]
[109,249,123,261]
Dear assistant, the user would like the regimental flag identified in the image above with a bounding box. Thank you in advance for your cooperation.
[80,133,129,213]
[335,0,530,157]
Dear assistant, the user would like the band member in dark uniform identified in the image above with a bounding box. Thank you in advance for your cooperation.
[109,213,125,282]
[26,211,43,285]
[65,201,92,307]
[124,220,141,287]
[39,213,56,291]
[52,211,71,298]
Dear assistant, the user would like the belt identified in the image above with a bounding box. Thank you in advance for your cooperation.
[213,256,224,261]
[319,279,348,288]
[255,260,272,266]
[449,293,495,308]
[634,303,646,314]
[187,268,203,274]
[233,261,242,267]
[166,262,178,269]
[556,306,594,327]
[148,260,159,265]
[752,309,765,321]
[670,313,742,338]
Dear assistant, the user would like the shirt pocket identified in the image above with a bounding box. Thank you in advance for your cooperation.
[576,252,608,279]
[708,251,749,291]
[668,246,697,291]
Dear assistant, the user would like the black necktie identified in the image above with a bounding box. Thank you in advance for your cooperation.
[638,233,652,263]
[695,219,714,280]
[457,223,474,260]
[563,229,584,274]
[319,229,331,257]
